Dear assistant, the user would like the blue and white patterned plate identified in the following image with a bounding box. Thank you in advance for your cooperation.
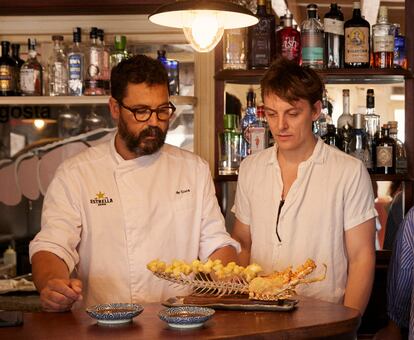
[86,303,144,325]
[158,306,215,329]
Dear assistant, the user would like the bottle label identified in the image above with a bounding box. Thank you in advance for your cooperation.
[87,48,100,78]
[0,65,14,91]
[20,68,39,93]
[301,32,324,66]
[250,127,266,154]
[345,27,369,63]
[68,54,84,95]
[324,18,344,35]
[373,35,394,53]
[376,145,393,167]
[281,35,301,61]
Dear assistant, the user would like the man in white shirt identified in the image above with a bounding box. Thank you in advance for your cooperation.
[30,55,239,312]
[231,58,376,314]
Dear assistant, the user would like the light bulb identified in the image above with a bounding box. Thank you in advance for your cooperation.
[34,119,45,129]
[183,11,224,52]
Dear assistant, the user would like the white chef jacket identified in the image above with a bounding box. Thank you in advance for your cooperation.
[30,134,240,307]
[234,137,377,304]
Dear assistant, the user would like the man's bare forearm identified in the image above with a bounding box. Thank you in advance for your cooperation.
[32,251,70,292]
[209,245,238,265]
[344,257,375,314]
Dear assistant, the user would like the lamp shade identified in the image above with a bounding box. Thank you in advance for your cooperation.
[149,0,258,52]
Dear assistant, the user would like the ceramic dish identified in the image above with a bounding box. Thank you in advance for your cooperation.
[86,303,144,325]
[163,296,298,311]
[158,306,215,329]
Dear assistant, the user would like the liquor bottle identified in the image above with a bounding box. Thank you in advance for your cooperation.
[372,6,395,69]
[48,35,68,96]
[393,24,407,69]
[157,50,179,96]
[324,3,344,68]
[313,88,332,137]
[300,4,324,69]
[337,89,353,153]
[388,121,407,174]
[250,105,269,154]
[218,114,242,175]
[349,113,371,169]
[365,89,380,172]
[11,44,24,96]
[240,88,258,158]
[110,35,130,69]
[344,2,370,68]
[276,10,301,64]
[0,41,18,96]
[223,28,247,70]
[323,124,340,147]
[20,38,43,96]
[68,27,85,96]
[375,124,396,174]
[247,0,276,69]
[85,27,101,84]
[97,29,110,93]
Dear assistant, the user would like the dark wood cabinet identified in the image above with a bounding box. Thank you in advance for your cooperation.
[0,0,169,15]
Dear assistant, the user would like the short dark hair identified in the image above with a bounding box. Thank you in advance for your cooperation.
[110,54,168,103]
[260,58,324,106]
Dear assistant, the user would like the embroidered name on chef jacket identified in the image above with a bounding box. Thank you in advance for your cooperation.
[90,191,114,206]
[176,189,190,195]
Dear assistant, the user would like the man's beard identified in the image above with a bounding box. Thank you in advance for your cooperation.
[118,114,167,156]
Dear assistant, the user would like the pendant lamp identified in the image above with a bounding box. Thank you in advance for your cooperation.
[149,0,258,53]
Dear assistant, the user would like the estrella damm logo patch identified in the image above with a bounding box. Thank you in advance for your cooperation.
[90,191,113,206]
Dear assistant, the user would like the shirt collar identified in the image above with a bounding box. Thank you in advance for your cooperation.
[267,137,326,166]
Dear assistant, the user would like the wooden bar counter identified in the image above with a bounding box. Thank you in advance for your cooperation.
[0,296,360,339]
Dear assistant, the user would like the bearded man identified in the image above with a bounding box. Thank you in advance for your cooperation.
[30,55,239,312]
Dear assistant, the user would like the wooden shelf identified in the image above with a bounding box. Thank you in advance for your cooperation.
[215,173,412,182]
[215,68,413,85]
[0,95,197,106]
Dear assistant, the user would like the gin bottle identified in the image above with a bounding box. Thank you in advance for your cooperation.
[349,113,371,169]
[248,0,276,69]
[11,43,24,95]
[250,105,269,154]
[48,35,67,96]
[110,35,130,69]
[68,27,85,96]
[223,28,247,70]
[20,38,43,96]
[375,125,396,174]
[276,10,301,64]
[300,4,324,69]
[86,27,101,82]
[337,89,353,153]
[97,29,110,93]
[324,3,344,68]
[365,89,380,172]
[0,41,18,96]
[393,24,407,69]
[388,121,407,174]
[240,88,258,158]
[372,6,395,69]
[344,2,370,68]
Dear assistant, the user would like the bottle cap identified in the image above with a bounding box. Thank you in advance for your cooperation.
[353,2,361,9]
[27,38,37,50]
[256,105,265,118]
[115,35,127,50]
[343,89,350,96]
[90,27,98,39]
[52,35,64,42]
[1,41,10,49]
[73,27,82,43]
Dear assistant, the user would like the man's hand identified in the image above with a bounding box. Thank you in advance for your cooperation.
[40,278,83,312]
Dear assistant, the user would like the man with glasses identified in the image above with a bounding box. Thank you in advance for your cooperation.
[30,55,239,312]
[231,58,376,314]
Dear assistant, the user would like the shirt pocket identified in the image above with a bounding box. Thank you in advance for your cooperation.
[172,193,194,212]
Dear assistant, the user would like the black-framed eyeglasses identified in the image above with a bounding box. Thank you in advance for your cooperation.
[118,101,176,122]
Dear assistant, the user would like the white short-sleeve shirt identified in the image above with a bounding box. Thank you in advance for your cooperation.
[234,138,377,304]
[30,134,240,307]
